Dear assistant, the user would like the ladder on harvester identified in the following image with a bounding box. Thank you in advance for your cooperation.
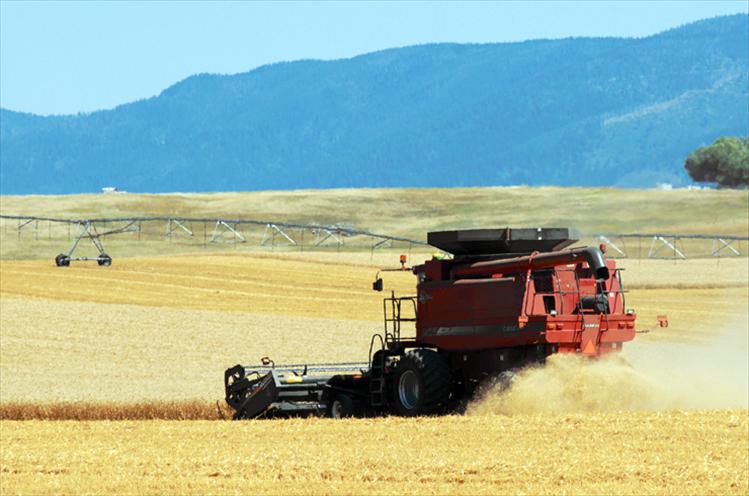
[383,291,418,343]
[368,293,418,408]
[368,335,387,407]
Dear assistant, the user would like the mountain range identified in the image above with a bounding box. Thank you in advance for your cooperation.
[1,14,747,194]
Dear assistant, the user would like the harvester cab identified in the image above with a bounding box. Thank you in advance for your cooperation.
[224,227,637,419]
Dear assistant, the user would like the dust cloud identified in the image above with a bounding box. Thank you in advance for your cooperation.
[468,315,749,415]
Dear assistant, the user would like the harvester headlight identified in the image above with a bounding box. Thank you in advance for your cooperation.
[626,308,635,315]
[549,310,557,316]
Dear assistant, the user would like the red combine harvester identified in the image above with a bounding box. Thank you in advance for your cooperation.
[225,228,637,419]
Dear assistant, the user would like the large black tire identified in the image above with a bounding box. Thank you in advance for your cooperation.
[391,349,451,416]
[98,253,112,266]
[55,254,70,267]
[328,393,355,419]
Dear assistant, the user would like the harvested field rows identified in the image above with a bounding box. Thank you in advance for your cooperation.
[0,253,416,320]
[1,254,746,323]
[1,250,748,496]
[0,296,375,402]
[2,412,747,495]
[1,256,747,404]
[1,186,747,496]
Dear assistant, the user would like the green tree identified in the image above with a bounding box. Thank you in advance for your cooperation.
[685,136,749,188]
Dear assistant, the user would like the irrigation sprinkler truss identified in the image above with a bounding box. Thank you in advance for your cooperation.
[596,233,748,259]
[647,235,687,260]
[710,237,742,257]
[1,214,746,266]
[211,221,246,243]
[165,219,193,238]
[1,215,431,266]
[260,224,295,246]
[313,228,344,247]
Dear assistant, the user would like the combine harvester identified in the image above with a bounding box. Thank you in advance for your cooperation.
[225,228,637,419]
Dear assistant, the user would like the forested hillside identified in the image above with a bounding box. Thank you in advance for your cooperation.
[1,14,747,194]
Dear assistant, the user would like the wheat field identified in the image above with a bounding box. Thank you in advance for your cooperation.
[1,254,747,404]
[1,412,747,495]
[1,253,748,495]
[2,187,748,260]
[1,188,748,495]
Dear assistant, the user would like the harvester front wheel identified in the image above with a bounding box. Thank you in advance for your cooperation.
[328,393,354,419]
[391,349,451,416]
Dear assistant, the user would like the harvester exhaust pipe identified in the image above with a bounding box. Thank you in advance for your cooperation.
[452,246,609,280]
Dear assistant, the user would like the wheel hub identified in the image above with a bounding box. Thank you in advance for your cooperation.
[398,369,420,410]
[331,400,343,419]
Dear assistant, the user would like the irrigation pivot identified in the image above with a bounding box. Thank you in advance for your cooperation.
[53,220,138,266]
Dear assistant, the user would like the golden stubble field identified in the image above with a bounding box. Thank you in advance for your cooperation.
[1,250,748,494]
[1,253,747,403]
[2,412,747,496]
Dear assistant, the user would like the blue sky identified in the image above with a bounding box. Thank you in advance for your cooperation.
[1,0,747,115]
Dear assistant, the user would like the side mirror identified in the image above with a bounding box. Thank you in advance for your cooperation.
[372,278,383,291]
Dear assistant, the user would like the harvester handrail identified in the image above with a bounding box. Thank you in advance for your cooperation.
[383,294,418,343]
